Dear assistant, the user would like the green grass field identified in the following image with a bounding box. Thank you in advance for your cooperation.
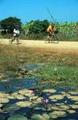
[0,44,78,88]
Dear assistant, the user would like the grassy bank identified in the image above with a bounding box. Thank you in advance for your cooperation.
[0,44,78,88]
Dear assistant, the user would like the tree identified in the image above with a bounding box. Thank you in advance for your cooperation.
[0,17,22,34]
[29,20,49,34]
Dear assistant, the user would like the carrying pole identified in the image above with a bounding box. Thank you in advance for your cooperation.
[46,8,57,24]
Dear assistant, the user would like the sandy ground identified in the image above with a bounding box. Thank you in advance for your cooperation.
[0,39,78,53]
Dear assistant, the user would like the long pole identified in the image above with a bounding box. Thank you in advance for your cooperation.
[46,8,57,24]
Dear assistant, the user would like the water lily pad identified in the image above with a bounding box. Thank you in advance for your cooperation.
[18,89,34,97]
[31,114,45,120]
[67,95,78,101]
[49,94,64,100]
[42,114,49,120]
[59,104,70,110]
[15,95,25,100]
[30,96,42,104]
[49,111,66,119]
[0,92,10,103]
[70,105,78,109]
[11,92,25,100]
[75,102,78,105]
[0,104,3,107]
[18,89,34,95]
[0,92,9,98]
[43,89,56,93]
[0,98,9,104]
[16,101,31,107]
[30,96,38,101]
[67,110,76,114]
[69,91,78,95]
[51,106,60,111]
[4,104,20,112]
[8,114,27,120]
[51,104,70,111]
[11,93,18,98]
[8,95,15,100]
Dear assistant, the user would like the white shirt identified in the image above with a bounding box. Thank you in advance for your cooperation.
[13,29,20,35]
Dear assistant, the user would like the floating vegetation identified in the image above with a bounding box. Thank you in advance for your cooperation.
[43,89,56,93]
[8,114,28,120]
[42,114,49,120]
[49,110,66,119]
[49,94,64,100]
[0,87,78,120]
[4,103,20,112]
[69,91,78,95]
[70,105,78,109]
[51,106,61,111]
[67,95,78,101]
[67,109,76,114]
[31,114,46,120]
[16,101,31,107]
[58,104,70,110]
[18,89,34,96]
[13,95,25,100]
[51,104,70,111]
[0,92,9,104]
[32,97,42,104]
[0,104,3,108]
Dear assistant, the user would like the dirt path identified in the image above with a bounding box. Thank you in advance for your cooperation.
[0,39,78,51]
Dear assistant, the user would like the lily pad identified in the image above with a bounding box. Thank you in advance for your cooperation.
[43,89,56,93]
[51,106,61,111]
[69,91,78,95]
[70,105,78,109]
[8,114,27,120]
[42,114,49,120]
[49,94,64,100]
[59,104,70,110]
[15,95,25,100]
[0,98,9,104]
[67,110,76,114]
[67,95,78,101]
[4,103,20,112]
[49,111,66,119]
[31,114,46,120]
[18,89,34,95]
[0,104,3,107]
[16,101,31,107]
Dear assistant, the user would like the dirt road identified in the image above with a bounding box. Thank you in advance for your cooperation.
[0,39,78,52]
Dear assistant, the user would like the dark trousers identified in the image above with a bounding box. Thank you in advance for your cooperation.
[11,35,19,44]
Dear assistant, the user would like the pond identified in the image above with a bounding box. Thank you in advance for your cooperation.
[0,64,78,120]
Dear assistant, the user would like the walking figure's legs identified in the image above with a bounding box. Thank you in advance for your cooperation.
[11,36,16,44]
[16,35,19,44]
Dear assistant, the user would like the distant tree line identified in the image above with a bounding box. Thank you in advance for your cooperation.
[0,17,78,40]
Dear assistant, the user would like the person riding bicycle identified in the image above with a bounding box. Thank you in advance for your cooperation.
[47,24,56,42]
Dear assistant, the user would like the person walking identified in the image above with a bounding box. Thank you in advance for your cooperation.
[11,27,20,44]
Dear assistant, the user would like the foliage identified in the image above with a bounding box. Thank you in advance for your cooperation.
[21,20,78,40]
[0,17,78,40]
[0,17,22,34]
[21,20,49,39]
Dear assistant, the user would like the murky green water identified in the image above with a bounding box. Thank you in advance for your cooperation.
[0,64,78,120]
